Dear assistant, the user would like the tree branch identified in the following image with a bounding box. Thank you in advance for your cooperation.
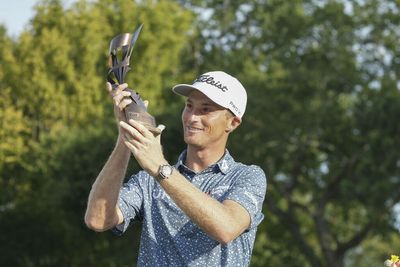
[336,223,371,255]
[267,197,323,267]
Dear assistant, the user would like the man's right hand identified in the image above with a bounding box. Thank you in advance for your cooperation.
[106,82,133,135]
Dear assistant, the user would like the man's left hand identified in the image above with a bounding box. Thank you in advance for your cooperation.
[119,119,167,177]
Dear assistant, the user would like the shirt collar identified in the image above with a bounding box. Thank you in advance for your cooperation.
[175,149,235,175]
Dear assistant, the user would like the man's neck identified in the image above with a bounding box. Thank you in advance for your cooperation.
[185,146,226,173]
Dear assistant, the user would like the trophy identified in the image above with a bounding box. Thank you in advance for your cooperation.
[107,24,160,135]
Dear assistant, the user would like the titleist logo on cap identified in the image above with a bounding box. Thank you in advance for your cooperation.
[194,74,228,92]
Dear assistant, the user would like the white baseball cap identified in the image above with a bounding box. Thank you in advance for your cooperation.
[172,71,247,118]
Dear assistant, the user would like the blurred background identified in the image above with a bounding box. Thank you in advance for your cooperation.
[0,0,399,266]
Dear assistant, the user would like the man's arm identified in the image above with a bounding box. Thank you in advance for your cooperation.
[84,83,133,231]
[120,119,251,245]
[159,172,251,245]
[84,138,129,231]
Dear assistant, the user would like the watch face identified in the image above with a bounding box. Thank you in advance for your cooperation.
[164,166,172,175]
[160,165,173,179]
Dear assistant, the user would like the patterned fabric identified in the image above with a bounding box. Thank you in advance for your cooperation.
[113,150,267,267]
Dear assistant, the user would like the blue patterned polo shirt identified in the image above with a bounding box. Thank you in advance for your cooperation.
[113,150,267,267]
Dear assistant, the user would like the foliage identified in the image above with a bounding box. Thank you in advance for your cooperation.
[0,0,192,266]
[0,0,399,266]
[182,0,400,266]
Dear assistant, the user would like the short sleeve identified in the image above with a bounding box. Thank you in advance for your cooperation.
[112,171,147,235]
[224,165,267,229]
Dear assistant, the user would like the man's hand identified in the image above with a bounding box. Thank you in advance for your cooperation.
[106,82,132,134]
[119,118,167,177]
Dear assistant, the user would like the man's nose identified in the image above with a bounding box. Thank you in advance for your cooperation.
[185,109,200,122]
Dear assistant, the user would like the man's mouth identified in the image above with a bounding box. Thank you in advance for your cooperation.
[186,126,203,132]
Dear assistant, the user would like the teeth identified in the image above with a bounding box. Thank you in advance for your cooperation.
[187,126,202,131]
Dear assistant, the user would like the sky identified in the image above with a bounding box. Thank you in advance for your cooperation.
[0,1,76,38]
[0,1,38,38]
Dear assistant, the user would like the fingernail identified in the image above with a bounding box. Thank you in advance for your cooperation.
[158,125,166,132]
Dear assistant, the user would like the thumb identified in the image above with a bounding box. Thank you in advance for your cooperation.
[106,82,113,94]
[157,124,166,132]
[155,124,166,142]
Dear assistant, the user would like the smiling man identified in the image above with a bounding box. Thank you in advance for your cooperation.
[85,71,267,267]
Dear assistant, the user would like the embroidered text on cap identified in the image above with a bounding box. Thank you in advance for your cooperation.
[194,74,229,92]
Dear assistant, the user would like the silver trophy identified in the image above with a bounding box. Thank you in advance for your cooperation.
[107,24,160,135]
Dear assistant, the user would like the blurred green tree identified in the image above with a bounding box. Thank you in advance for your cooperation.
[181,0,400,266]
[0,25,32,232]
[0,0,193,266]
[1,0,399,266]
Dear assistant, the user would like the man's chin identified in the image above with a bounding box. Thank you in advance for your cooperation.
[184,137,203,147]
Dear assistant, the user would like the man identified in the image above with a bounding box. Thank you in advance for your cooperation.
[85,71,267,266]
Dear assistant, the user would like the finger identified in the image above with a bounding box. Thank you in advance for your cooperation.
[123,132,139,144]
[113,83,128,96]
[120,121,135,134]
[106,82,113,94]
[113,91,131,106]
[121,91,131,97]
[129,119,152,138]
[155,124,165,142]
[118,98,133,110]
[106,82,126,94]
[123,132,133,141]
[122,131,144,155]
[108,82,129,100]
[120,121,144,141]
[123,139,138,155]
[157,124,166,133]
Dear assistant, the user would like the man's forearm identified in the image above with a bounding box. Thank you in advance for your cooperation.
[85,138,130,231]
[157,171,250,245]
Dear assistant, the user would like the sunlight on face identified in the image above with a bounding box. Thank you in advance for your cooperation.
[181,91,232,149]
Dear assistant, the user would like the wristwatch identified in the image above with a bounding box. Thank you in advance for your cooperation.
[157,164,174,180]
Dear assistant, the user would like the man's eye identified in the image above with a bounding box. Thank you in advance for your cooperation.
[202,107,210,113]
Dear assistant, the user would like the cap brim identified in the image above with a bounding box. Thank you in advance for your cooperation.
[172,83,227,108]
[172,83,230,112]
[172,83,242,120]
[172,84,198,96]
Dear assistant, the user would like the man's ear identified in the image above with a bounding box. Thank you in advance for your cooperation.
[226,116,241,133]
